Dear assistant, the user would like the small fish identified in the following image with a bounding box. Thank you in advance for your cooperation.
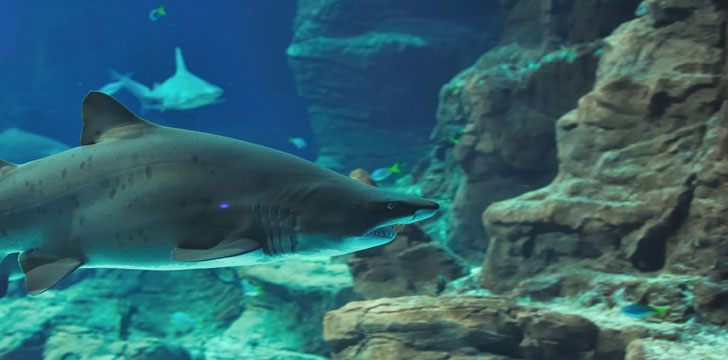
[449,127,467,145]
[371,163,401,182]
[169,311,197,326]
[149,6,167,22]
[635,1,648,17]
[241,278,265,297]
[621,304,669,319]
[289,137,307,149]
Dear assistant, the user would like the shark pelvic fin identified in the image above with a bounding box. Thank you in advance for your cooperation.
[174,47,187,74]
[19,249,83,295]
[80,91,157,146]
[172,238,260,262]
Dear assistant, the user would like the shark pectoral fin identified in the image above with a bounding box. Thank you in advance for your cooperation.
[172,238,260,262]
[18,250,83,296]
[80,91,158,146]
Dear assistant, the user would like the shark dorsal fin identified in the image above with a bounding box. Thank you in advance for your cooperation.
[80,91,156,145]
[175,47,188,74]
[0,160,18,173]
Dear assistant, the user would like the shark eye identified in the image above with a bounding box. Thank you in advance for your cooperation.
[386,202,396,211]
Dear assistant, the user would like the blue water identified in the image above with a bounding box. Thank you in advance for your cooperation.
[0,0,315,160]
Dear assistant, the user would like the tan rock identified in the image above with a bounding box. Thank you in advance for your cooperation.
[323,295,601,360]
[347,225,467,299]
[481,0,728,294]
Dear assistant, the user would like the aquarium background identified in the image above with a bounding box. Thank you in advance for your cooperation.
[0,0,313,159]
[1,0,728,359]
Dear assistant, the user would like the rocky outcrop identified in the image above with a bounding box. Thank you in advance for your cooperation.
[422,0,640,262]
[347,224,467,299]
[324,294,728,360]
[480,0,728,296]
[324,296,595,360]
[287,0,500,172]
[323,295,702,360]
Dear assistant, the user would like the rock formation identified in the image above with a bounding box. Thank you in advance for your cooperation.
[322,1,728,359]
[287,0,500,172]
[347,224,467,299]
[481,0,728,297]
[422,0,640,262]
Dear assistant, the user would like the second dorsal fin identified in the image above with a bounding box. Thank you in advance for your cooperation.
[80,91,157,146]
[0,160,17,176]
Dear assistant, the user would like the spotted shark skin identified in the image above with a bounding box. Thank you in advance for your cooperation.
[0,92,439,295]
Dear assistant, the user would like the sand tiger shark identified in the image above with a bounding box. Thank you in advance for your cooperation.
[0,128,69,163]
[0,92,439,296]
[99,47,224,112]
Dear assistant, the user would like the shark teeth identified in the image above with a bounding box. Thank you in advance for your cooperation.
[366,226,398,239]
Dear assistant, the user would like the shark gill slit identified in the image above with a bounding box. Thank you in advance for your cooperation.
[251,204,271,256]
[277,207,289,255]
[269,206,282,255]
[262,205,276,256]
[287,209,298,253]
[275,188,299,252]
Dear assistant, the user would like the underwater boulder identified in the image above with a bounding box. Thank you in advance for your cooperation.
[346,224,467,299]
[323,295,602,360]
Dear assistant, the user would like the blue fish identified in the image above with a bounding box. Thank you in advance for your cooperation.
[289,137,307,149]
[621,304,669,319]
[169,311,197,326]
[149,6,167,22]
[371,163,401,182]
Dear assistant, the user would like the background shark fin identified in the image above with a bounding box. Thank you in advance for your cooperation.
[80,91,157,146]
[174,47,188,74]
[172,238,260,262]
[19,249,82,295]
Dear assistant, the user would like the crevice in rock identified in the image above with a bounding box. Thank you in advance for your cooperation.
[521,237,535,259]
[648,82,720,119]
[648,91,672,118]
[631,174,697,272]
[653,7,696,28]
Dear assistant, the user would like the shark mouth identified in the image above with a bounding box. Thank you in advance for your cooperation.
[364,226,398,240]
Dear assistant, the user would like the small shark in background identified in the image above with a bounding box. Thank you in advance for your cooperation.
[0,128,69,163]
[0,92,439,296]
[99,47,224,112]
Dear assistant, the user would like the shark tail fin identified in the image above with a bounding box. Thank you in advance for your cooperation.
[107,71,153,100]
[175,47,187,74]
[99,81,124,95]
